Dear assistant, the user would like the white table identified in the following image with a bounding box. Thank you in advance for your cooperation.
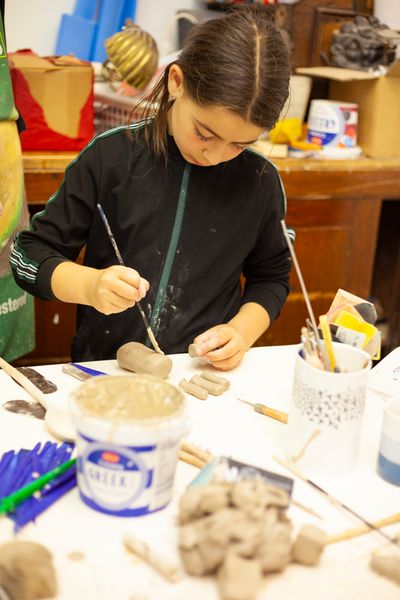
[0,346,399,600]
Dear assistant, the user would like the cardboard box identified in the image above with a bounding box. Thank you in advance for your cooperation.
[297,62,400,159]
[9,51,93,151]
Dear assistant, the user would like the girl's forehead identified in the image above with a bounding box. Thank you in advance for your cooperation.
[189,99,265,142]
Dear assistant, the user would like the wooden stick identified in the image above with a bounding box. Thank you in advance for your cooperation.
[178,450,205,469]
[123,533,183,583]
[327,513,400,544]
[0,357,49,410]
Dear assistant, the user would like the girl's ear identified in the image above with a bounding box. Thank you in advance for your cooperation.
[167,64,185,98]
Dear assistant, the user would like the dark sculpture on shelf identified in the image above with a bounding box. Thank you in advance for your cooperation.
[329,16,400,71]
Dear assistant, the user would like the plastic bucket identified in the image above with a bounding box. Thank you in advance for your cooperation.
[70,374,187,516]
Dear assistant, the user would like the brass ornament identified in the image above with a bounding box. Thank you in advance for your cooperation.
[103,22,159,90]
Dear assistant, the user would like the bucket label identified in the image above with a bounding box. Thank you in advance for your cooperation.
[81,442,150,512]
[307,101,358,148]
[75,433,181,516]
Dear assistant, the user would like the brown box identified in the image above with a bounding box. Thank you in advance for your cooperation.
[9,51,93,151]
[297,62,400,158]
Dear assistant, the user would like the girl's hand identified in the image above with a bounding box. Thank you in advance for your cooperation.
[193,324,246,371]
[87,265,149,315]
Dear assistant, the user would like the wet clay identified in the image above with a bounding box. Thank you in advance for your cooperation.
[188,344,199,358]
[72,375,183,421]
[190,375,226,396]
[3,400,46,420]
[117,342,172,379]
[15,368,57,394]
[200,371,230,391]
[0,540,57,600]
[217,553,262,600]
[179,379,208,400]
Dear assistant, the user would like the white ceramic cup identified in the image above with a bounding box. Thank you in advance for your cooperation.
[285,342,371,476]
[377,398,400,486]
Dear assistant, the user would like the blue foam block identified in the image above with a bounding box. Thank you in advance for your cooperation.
[74,0,100,20]
[55,14,97,61]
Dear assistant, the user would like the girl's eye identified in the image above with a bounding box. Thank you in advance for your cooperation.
[233,144,246,151]
[194,127,213,142]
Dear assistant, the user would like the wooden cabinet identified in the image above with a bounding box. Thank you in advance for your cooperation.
[18,153,400,365]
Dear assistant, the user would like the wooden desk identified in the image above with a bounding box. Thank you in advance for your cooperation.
[21,152,400,364]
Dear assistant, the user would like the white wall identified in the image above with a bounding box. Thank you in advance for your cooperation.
[5,0,200,57]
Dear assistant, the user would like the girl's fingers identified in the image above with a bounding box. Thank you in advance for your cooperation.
[208,349,243,371]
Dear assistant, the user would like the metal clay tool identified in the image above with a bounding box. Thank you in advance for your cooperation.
[97,203,163,355]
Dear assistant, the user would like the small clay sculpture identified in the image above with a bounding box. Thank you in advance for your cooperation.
[178,479,327,600]
[117,342,172,379]
[0,540,57,600]
[292,524,327,566]
[179,379,208,400]
[190,375,226,396]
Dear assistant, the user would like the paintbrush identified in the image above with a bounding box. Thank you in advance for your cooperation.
[97,204,163,355]
[273,455,400,550]
[0,457,76,515]
[319,314,337,372]
[280,221,329,370]
[237,398,288,424]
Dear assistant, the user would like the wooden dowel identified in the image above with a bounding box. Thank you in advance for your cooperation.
[327,512,400,544]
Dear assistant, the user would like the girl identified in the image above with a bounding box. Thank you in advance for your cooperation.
[10,5,292,370]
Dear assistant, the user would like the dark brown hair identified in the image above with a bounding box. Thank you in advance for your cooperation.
[132,5,290,156]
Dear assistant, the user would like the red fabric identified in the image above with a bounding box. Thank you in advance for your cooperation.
[9,53,93,151]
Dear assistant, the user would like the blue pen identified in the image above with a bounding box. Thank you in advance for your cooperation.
[70,363,106,377]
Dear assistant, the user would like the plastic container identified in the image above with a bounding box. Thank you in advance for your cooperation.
[307,99,358,148]
[70,374,187,516]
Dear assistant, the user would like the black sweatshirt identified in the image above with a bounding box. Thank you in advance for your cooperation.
[10,123,291,361]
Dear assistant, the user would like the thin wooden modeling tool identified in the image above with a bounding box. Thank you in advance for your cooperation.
[327,512,400,545]
[273,455,400,550]
[280,221,328,370]
[237,397,288,424]
[319,314,337,372]
[97,204,163,355]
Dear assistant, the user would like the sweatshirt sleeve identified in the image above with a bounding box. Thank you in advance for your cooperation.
[241,165,292,321]
[10,139,101,300]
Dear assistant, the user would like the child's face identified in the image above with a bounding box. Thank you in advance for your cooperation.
[167,68,264,167]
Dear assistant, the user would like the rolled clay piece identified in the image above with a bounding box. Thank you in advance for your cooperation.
[190,375,225,396]
[116,342,172,379]
[370,551,400,585]
[179,379,208,400]
[292,524,327,566]
[188,344,199,358]
[200,371,230,391]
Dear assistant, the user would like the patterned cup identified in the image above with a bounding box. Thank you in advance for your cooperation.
[286,342,371,476]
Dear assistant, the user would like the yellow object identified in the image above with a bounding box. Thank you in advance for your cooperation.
[269,118,302,145]
[319,314,336,372]
[334,311,377,349]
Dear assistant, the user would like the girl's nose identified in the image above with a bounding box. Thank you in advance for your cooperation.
[202,145,226,166]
